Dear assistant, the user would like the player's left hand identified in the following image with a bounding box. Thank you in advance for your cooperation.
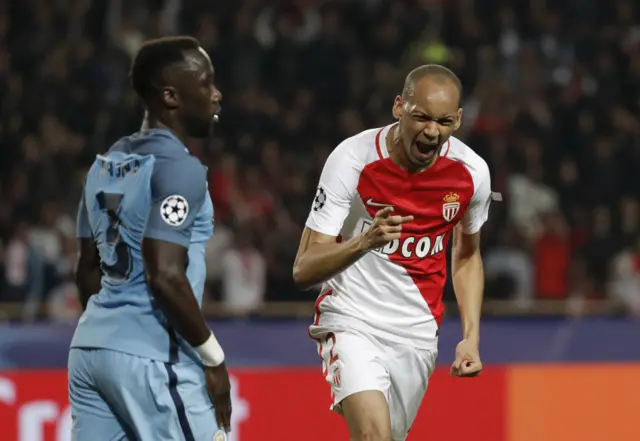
[450,339,482,378]
[205,363,232,432]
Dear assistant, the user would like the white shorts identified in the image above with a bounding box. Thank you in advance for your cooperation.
[313,328,437,441]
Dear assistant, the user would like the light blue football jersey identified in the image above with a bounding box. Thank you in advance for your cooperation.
[71,129,214,364]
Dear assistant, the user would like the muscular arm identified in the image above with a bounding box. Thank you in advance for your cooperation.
[142,239,211,346]
[293,227,367,290]
[451,229,484,342]
[452,158,492,342]
[142,155,213,348]
[294,137,369,290]
[294,207,412,289]
[74,191,101,310]
[75,238,102,310]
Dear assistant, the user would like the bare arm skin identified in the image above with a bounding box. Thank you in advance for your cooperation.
[293,227,367,290]
[75,238,102,310]
[293,207,413,289]
[142,238,211,346]
[451,228,484,342]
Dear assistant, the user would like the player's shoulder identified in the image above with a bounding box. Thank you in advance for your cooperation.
[149,154,207,206]
[326,126,389,171]
[112,129,191,162]
[114,129,205,174]
[444,136,490,179]
[152,153,206,184]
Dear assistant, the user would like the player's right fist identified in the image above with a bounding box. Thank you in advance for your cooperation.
[360,206,414,251]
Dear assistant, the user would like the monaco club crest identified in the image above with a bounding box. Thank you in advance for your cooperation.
[442,192,460,222]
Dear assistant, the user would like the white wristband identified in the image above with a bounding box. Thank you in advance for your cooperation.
[195,333,225,367]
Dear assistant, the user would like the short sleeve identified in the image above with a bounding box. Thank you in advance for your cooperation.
[305,141,360,237]
[459,162,492,234]
[76,192,93,239]
[143,156,207,248]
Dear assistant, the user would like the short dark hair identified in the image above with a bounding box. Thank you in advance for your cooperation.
[130,36,200,103]
[401,64,463,106]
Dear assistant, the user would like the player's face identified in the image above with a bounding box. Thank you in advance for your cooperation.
[176,49,222,139]
[392,78,462,167]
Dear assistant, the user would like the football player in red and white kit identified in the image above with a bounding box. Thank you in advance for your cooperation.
[293,65,492,441]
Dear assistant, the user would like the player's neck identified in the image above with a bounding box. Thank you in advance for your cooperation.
[141,111,188,146]
[386,125,437,174]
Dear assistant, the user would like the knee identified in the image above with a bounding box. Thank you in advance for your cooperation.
[351,425,392,441]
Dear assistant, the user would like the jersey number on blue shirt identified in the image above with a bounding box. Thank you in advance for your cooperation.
[96,190,132,281]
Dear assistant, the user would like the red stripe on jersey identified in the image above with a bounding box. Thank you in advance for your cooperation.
[356,156,474,327]
[375,128,385,160]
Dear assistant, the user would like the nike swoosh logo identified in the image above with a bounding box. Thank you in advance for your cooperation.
[366,198,393,207]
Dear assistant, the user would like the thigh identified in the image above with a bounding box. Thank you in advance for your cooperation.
[93,350,221,441]
[341,390,392,441]
[386,345,438,441]
[315,329,391,413]
[68,349,133,441]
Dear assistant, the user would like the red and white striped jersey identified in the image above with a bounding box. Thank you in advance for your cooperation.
[306,124,492,350]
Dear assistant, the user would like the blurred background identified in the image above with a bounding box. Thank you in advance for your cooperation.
[0,0,639,440]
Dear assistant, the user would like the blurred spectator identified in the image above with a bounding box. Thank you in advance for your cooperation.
[484,226,534,308]
[609,235,640,316]
[46,227,82,322]
[0,222,44,321]
[534,212,571,300]
[507,161,559,241]
[205,223,234,290]
[585,206,619,294]
[221,225,266,315]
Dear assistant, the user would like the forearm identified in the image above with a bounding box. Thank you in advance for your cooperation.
[75,265,102,311]
[452,248,484,342]
[148,271,211,347]
[293,236,367,289]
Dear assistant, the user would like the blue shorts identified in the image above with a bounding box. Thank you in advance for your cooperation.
[68,348,225,441]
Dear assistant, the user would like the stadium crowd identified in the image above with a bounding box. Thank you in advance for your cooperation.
[1,0,640,321]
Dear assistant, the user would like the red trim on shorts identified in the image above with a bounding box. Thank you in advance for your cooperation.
[375,127,385,160]
[308,289,334,344]
[308,290,341,388]
[325,332,339,366]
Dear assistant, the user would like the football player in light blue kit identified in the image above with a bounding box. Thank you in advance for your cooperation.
[69,36,232,441]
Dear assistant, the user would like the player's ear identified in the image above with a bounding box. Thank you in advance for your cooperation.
[454,108,463,130]
[162,86,179,110]
[392,96,404,120]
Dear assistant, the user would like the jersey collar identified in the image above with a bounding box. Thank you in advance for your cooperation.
[136,128,189,153]
[375,123,396,159]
